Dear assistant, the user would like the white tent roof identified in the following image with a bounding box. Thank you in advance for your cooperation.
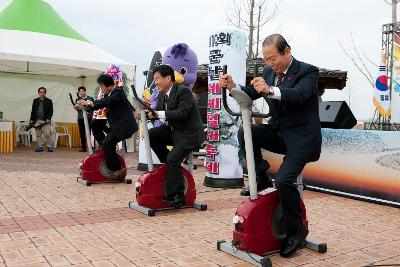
[0,0,135,78]
[0,29,134,78]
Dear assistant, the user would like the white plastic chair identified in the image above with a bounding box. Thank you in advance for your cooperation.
[53,124,71,148]
[15,122,32,147]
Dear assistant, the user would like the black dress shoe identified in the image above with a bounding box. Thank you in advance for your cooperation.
[240,175,273,196]
[280,224,309,258]
[79,148,87,152]
[110,168,127,181]
[164,194,185,207]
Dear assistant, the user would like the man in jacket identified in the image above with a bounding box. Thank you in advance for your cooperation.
[148,64,204,207]
[74,86,95,152]
[78,74,138,180]
[30,87,54,152]
[219,34,321,258]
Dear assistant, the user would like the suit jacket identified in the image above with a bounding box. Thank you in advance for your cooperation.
[92,86,138,139]
[30,97,53,122]
[156,84,204,150]
[241,58,322,163]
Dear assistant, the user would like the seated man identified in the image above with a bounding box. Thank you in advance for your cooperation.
[148,65,204,207]
[78,74,138,180]
[219,34,321,257]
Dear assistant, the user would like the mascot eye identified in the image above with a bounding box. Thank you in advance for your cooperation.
[180,67,187,75]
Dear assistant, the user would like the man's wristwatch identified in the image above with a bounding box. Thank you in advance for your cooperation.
[267,86,274,96]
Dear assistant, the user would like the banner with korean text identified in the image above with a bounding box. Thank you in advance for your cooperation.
[203,27,246,188]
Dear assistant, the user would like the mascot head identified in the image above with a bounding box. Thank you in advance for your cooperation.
[162,43,198,88]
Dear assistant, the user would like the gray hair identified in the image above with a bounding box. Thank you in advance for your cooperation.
[262,34,291,55]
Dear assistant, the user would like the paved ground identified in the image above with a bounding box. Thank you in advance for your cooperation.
[0,147,399,267]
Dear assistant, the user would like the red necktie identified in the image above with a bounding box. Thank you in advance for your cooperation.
[276,73,285,88]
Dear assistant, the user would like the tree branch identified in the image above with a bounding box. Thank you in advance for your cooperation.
[339,39,375,87]
[259,0,281,27]
[350,33,375,84]
[363,51,379,68]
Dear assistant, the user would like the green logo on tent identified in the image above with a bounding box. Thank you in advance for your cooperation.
[0,0,90,42]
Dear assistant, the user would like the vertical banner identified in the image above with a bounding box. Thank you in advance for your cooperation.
[203,27,247,188]
[392,32,400,123]
[373,49,391,118]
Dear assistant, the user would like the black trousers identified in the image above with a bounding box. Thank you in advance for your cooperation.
[91,119,110,146]
[77,118,92,150]
[148,125,192,199]
[91,119,122,171]
[102,130,124,172]
[238,124,306,238]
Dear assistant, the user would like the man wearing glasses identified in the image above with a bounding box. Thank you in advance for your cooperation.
[29,87,54,152]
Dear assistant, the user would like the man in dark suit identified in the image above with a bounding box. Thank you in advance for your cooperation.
[73,86,94,152]
[78,74,138,180]
[148,65,204,207]
[219,34,321,258]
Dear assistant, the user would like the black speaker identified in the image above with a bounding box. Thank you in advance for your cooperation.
[319,101,357,129]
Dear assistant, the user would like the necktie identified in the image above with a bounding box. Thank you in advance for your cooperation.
[164,94,168,111]
[164,94,169,126]
[276,73,285,88]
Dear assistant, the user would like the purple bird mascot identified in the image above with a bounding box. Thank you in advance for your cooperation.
[162,43,198,88]
[149,43,198,126]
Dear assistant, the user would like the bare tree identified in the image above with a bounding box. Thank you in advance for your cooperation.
[339,33,375,87]
[339,0,399,87]
[226,0,281,59]
[255,0,280,57]
[338,1,399,115]
[226,0,243,28]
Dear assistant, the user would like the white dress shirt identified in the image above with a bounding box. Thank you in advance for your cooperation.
[157,85,173,121]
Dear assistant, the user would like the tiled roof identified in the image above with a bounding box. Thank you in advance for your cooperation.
[196,58,347,89]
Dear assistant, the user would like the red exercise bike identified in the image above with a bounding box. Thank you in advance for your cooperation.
[128,85,207,216]
[69,93,131,186]
[217,66,326,266]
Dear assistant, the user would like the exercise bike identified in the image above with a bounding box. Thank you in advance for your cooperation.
[128,85,207,216]
[217,66,326,267]
[69,93,131,186]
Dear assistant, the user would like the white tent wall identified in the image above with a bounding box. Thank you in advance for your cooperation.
[0,72,101,122]
[0,72,137,152]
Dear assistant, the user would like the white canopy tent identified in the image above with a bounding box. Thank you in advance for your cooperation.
[0,0,135,123]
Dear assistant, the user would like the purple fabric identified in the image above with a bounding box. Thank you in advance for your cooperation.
[162,43,198,88]
[150,88,163,127]
[150,88,159,109]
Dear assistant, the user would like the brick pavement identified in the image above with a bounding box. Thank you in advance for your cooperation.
[0,147,399,266]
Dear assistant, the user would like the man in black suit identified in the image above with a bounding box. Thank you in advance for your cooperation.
[148,65,204,207]
[219,34,321,258]
[78,74,138,180]
[73,86,94,152]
